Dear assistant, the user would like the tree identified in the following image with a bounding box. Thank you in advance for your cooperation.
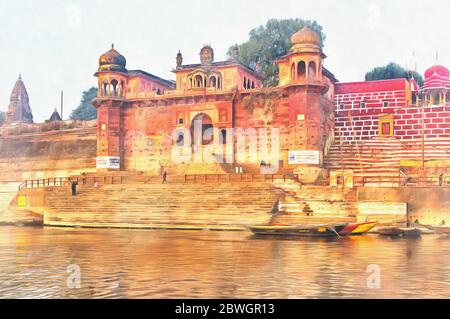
[228,18,326,87]
[70,87,98,120]
[365,62,424,87]
[0,111,5,124]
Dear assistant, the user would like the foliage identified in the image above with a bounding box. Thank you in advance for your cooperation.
[241,88,287,116]
[365,62,424,87]
[228,18,326,87]
[70,87,98,120]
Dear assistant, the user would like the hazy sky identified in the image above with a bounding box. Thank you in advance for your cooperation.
[0,0,449,122]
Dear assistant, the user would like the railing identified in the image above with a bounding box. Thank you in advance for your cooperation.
[354,175,450,187]
[183,173,299,184]
[18,175,125,190]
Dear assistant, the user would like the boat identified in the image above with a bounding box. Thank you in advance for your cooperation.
[378,227,421,237]
[398,227,422,238]
[249,223,348,237]
[347,221,378,235]
[378,227,403,237]
[338,223,359,235]
[431,225,450,235]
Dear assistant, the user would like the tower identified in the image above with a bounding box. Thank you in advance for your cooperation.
[277,26,325,86]
[5,75,33,124]
[92,44,128,170]
[276,26,333,169]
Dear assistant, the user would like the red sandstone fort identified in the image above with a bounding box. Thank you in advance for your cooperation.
[0,26,449,228]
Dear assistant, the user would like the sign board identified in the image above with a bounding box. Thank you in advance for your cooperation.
[288,150,320,165]
[17,195,27,207]
[96,156,120,169]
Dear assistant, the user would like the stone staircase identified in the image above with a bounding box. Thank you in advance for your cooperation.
[324,136,450,181]
[269,179,357,225]
[42,181,282,229]
[324,137,402,178]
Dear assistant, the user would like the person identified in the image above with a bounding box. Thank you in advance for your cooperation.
[71,180,78,196]
[82,172,87,185]
[439,173,444,187]
[162,171,167,184]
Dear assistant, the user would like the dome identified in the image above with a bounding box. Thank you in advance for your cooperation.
[98,44,127,72]
[424,65,449,79]
[290,26,322,53]
[423,64,450,89]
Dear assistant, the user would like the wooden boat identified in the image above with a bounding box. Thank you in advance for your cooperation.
[338,223,359,235]
[378,227,421,237]
[378,227,403,237]
[249,223,348,237]
[347,221,378,235]
[399,227,422,237]
[432,225,450,235]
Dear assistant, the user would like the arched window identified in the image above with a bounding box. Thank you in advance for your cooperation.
[308,61,316,81]
[195,75,203,88]
[120,81,125,96]
[102,81,108,96]
[247,79,251,89]
[243,77,247,89]
[209,76,217,88]
[220,110,227,122]
[176,131,184,146]
[291,63,296,80]
[177,113,184,125]
[297,61,306,80]
[111,79,119,96]
[156,88,161,95]
[251,81,255,89]
[220,129,227,145]
[217,77,221,89]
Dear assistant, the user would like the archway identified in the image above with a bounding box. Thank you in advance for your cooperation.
[297,61,306,81]
[191,113,214,145]
[308,61,316,80]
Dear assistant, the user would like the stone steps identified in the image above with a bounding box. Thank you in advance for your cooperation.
[41,181,281,228]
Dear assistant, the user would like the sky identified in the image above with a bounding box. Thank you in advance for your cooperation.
[0,0,449,122]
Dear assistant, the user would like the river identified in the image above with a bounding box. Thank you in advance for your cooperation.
[0,226,449,298]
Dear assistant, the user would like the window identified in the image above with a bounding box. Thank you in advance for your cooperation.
[220,129,227,145]
[176,132,184,146]
[382,100,389,108]
[360,101,366,108]
[339,103,344,110]
[177,114,184,125]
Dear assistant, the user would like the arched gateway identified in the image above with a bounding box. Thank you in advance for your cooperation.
[190,113,214,145]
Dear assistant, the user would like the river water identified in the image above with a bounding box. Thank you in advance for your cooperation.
[0,226,449,298]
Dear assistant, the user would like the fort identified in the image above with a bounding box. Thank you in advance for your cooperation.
[1,26,449,229]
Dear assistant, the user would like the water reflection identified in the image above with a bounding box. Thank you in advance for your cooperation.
[0,226,449,298]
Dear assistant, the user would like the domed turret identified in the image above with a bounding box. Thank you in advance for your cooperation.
[98,44,127,72]
[424,65,450,79]
[424,65,450,89]
[289,26,322,54]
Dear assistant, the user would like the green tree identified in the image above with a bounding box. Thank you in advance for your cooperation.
[70,87,98,120]
[365,62,424,87]
[228,18,326,87]
[0,111,5,124]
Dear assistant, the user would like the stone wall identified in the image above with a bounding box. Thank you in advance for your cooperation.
[357,186,450,225]
[0,121,97,182]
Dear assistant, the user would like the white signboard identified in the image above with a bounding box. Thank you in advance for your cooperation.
[96,156,120,169]
[288,150,320,164]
